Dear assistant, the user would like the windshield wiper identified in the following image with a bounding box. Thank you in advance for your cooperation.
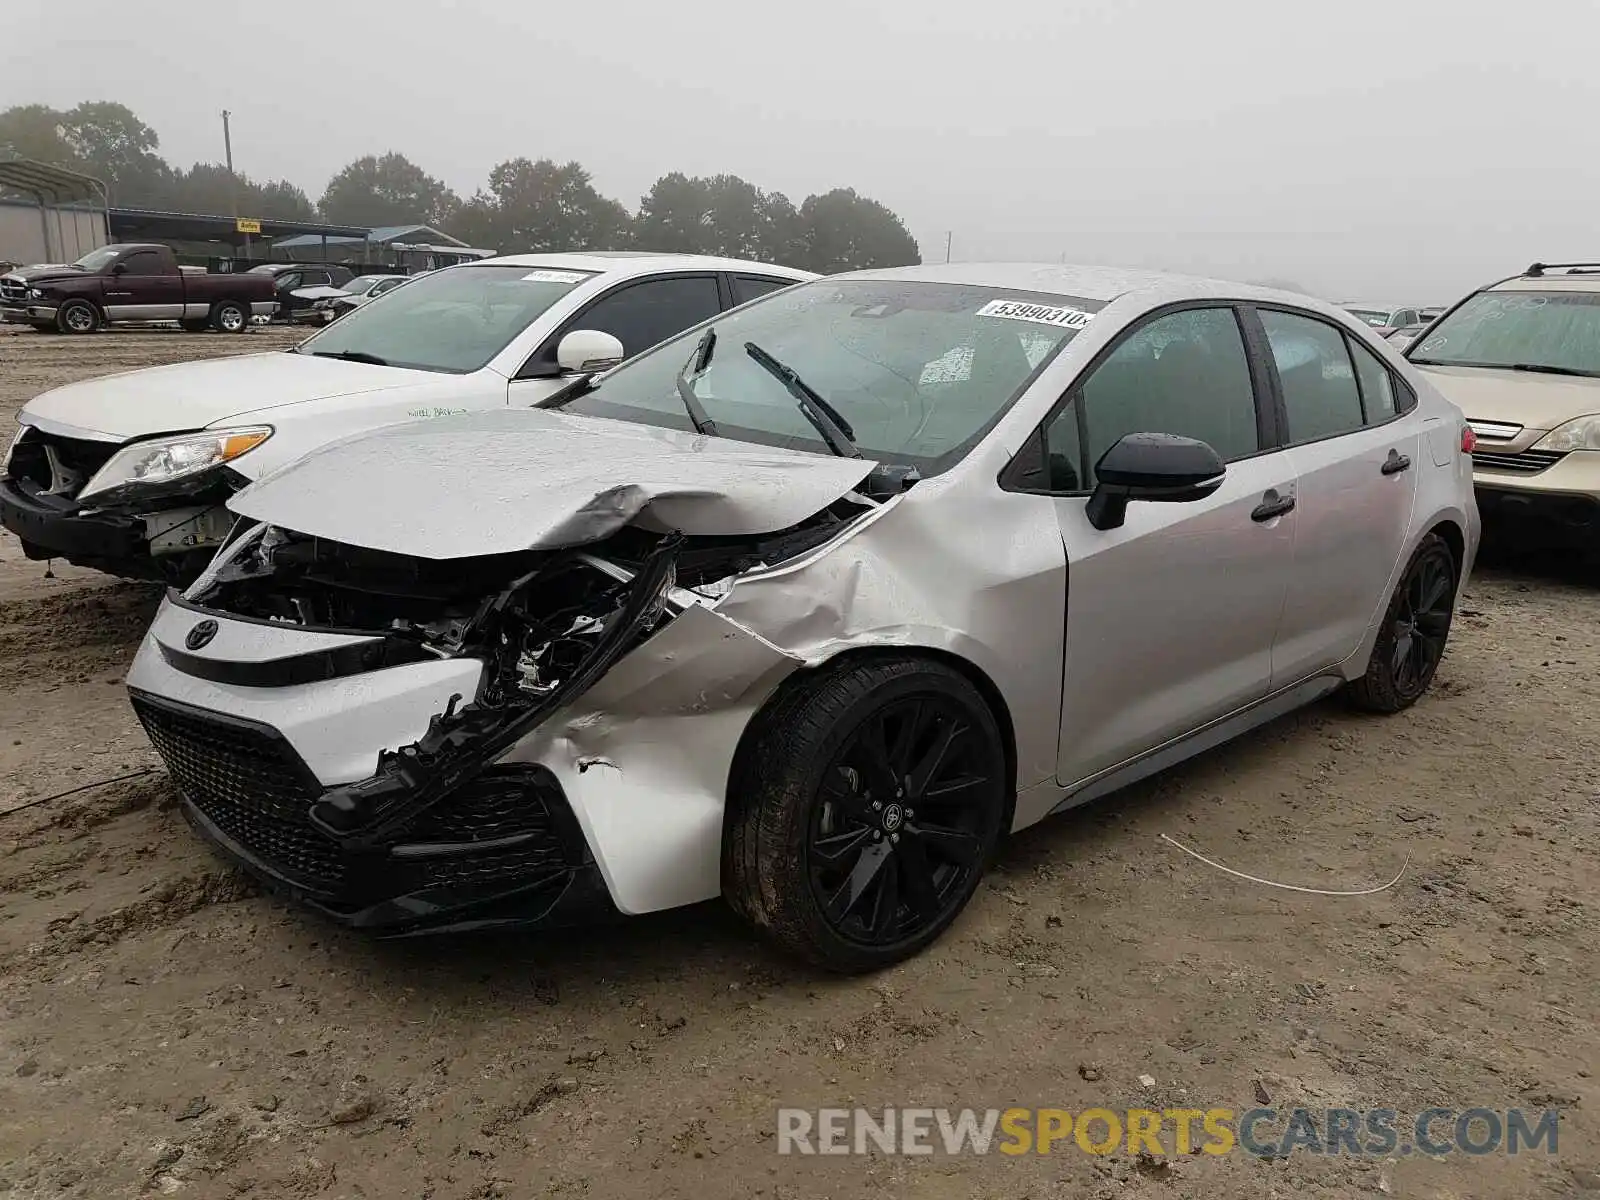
[743,341,862,458]
[1510,363,1600,378]
[309,349,390,366]
[674,328,719,435]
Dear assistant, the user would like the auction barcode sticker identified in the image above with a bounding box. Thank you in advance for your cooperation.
[521,270,588,284]
[977,299,1094,329]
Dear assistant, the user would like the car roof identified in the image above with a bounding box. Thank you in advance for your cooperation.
[1489,274,1600,293]
[832,261,1351,315]
[473,251,816,281]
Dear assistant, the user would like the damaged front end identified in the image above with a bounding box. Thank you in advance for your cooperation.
[128,504,859,931]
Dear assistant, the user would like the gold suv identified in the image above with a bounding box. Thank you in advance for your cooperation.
[1408,262,1600,545]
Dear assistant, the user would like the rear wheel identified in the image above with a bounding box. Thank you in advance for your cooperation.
[179,319,210,333]
[211,300,247,333]
[56,299,99,335]
[28,323,59,334]
[725,657,1008,973]
[1348,532,1457,713]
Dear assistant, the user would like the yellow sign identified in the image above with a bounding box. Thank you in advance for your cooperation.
[235,218,261,234]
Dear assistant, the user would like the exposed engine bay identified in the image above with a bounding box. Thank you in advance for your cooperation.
[180,501,870,848]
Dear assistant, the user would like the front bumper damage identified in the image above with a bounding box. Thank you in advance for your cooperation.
[127,524,808,932]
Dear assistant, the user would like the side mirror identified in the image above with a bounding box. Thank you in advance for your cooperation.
[109,262,127,276]
[1086,432,1225,531]
[555,329,625,374]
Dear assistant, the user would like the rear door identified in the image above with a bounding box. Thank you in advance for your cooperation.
[1254,307,1421,683]
[1020,304,1298,786]
[730,274,799,306]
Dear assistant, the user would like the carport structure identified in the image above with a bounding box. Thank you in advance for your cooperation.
[105,208,374,265]
[0,157,111,262]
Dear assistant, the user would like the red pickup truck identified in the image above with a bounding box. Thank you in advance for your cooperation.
[0,243,279,334]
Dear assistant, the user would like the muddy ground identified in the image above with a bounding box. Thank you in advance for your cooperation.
[0,326,1596,1200]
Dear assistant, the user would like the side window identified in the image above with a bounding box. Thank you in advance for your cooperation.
[375,278,401,295]
[276,272,302,290]
[733,275,793,305]
[1041,405,1084,491]
[121,251,162,275]
[1348,337,1399,423]
[572,275,722,358]
[1259,309,1365,443]
[1078,306,1260,469]
[302,270,330,288]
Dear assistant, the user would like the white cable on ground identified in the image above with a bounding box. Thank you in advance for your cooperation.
[1160,833,1410,896]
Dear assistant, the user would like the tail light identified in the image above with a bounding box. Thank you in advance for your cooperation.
[1461,425,1477,453]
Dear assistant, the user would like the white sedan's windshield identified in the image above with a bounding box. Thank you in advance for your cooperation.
[342,276,381,296]
[564,279,1101,473]
[293,264,594,373]
[1410,291,1600,376]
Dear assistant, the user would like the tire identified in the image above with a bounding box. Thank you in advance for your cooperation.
[179,319,210,333]
[724,656,1008,973]
[56,299,99,335]
[28,323,59,334]
[1347,532,1458,714]
[211,301,247,333]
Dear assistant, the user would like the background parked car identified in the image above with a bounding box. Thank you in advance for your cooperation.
[1406,262,1600,555]
[0,244,277,334]
[314,273,410,322]
[1343,303,1428,341]
[246,262,356,323]
[1,252,815,582]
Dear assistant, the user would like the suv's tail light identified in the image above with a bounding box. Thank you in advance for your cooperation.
[1461,425,1477,453]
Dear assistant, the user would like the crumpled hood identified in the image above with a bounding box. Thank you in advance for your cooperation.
[229,407,880,559]
[21,351,438,442]
[1416,364,1600,433]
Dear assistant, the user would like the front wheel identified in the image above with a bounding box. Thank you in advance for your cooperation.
[211,301,247,333]
[56,299,99,334]
[725,656,1008,973]
[1348,532,1458,713]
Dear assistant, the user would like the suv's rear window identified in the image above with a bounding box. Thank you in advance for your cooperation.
[1409,291,1600,376]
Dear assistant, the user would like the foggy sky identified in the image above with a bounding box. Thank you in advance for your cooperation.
[7,0,1596,302]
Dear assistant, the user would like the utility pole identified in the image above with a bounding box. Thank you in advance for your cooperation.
[944,231,952,263]
[221,109,249,264]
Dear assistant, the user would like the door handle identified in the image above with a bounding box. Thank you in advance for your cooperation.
[1251,490,1296,522]
[1381,450,1412,476]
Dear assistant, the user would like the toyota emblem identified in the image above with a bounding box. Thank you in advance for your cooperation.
[185,619,219,651]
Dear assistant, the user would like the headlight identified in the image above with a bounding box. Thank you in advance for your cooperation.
[27,288,42,300]
[1532,415,1600,453]
[78,426,272,502]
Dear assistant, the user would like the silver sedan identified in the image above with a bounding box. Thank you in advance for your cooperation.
[125,263,1479,972]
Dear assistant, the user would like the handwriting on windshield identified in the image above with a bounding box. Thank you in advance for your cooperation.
[407,407,470,419]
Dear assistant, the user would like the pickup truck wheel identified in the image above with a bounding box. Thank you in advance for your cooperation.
[57,299,100,334]
[179,319,210,333]
[211,301,247,333]
[28,323,59,334]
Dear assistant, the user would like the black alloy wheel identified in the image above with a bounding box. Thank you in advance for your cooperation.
[725,657,1007,972]
[1349,532,1457,713]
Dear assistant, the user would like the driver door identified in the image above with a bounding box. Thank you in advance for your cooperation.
[1036,305,1299,786]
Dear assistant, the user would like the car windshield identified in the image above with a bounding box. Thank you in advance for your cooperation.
[563,279,1101,473]
[1409,290,1600,375]
[1347,308,1390,327]
[293,263,595,373]
[71,247,123,272]
[342,276,381,296]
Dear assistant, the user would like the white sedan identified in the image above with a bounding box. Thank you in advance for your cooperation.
[0,253,814,581]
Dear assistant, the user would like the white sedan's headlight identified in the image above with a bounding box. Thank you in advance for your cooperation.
[1532,415,1600,453]
[79,426,272,502]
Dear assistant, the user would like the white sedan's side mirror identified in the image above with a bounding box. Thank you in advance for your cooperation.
[556,329,625,374]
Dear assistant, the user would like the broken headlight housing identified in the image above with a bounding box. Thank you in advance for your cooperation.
[79,426,272,502]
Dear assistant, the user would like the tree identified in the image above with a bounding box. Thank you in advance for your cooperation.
[57,101,169,204]
[319,152,461,229]
[0,104,75,168]
[454,158,631,254]
[166,163,316,221]
[794,188,920,274]
[632,173,808,266]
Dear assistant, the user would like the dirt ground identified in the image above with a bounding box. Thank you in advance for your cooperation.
[0,326,1595,1200]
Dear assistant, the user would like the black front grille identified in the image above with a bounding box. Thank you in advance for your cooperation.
[0,278,27,304]
[131,696,347,892]
[1472,447,1567,475]
[132,694,577,910]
